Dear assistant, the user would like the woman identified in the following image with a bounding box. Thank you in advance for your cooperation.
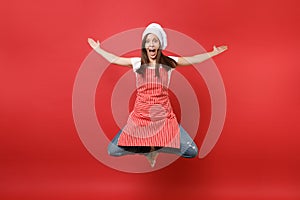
[88,23,227,167]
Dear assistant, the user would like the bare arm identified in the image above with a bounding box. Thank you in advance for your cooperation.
[87,38,132,67]
[177,45,228,66]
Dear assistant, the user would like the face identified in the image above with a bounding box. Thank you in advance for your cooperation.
[144,33,160,61]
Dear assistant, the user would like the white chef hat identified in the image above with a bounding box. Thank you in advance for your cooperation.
[142,23,167,50]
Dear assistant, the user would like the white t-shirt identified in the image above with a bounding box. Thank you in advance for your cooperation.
[130,56,178,87]
[130,56,179,72]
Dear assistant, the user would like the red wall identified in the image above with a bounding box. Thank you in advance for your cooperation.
[1,0,300,199]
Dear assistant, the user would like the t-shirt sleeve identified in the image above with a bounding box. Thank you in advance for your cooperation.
[131,57,141,72]
[168,56,178,71]
[168,56,179,63]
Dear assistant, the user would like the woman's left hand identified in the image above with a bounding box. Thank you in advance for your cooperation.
[213,45,228,55]
[88,38,100,49]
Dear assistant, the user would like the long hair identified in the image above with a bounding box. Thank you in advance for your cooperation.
[136,34,177,77]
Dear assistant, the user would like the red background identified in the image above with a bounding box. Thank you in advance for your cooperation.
[1,0,300,199]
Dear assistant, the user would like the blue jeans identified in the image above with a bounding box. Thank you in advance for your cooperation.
[107,126,198,158]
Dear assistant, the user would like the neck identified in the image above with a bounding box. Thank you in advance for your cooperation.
[149,58,156,64]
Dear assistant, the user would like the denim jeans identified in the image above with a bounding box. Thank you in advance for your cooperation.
[107,126,198,158]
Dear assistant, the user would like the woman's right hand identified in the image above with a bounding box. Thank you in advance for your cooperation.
[88,38,100,49]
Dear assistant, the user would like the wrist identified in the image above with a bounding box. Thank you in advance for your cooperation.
[208,50,218,58]
[94,45,101,52]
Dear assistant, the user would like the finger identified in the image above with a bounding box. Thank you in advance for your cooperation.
[88,38,95,45]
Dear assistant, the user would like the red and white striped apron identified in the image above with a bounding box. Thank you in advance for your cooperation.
[117,65,180,148]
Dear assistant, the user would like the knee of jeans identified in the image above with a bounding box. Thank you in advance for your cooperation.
[191,148,198,158]
[107,143,118,156]
[107,143,131,157]
[193,144,199,157]
[107,147,113,156]
[107,148,122,157]
[183,146,198,158]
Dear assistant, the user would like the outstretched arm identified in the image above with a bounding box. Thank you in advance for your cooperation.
[88,38,132,67]
[177,45,228,66]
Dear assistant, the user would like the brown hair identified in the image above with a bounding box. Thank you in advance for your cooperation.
[136,33,177,77]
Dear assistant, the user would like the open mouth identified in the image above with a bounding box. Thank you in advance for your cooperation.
[147,48,157,59]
